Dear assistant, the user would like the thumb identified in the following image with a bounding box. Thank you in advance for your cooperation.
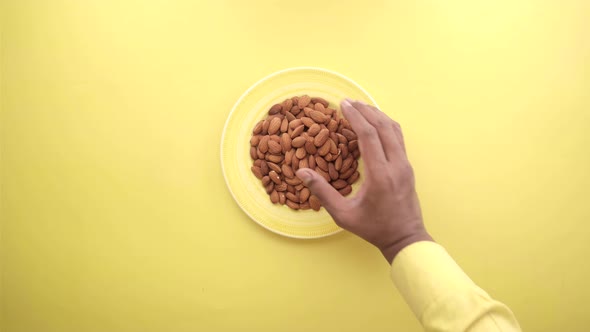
[296,168,345,217]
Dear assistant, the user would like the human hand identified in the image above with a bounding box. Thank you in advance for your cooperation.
[296,99,433,263]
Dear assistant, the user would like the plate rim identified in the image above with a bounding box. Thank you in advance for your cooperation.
[220,66,377,239]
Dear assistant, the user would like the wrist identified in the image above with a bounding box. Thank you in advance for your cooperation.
[379,229,433,264]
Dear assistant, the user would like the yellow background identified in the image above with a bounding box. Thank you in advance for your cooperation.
[1,1,589,331]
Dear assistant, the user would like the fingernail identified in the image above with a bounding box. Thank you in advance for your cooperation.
[296,169,312,186]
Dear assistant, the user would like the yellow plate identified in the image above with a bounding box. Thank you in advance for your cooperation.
[221,67,378,239]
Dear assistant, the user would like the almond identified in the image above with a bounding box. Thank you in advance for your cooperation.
[335,155,343,171]
[331,179,348,190]
[314,103,325,112]
[299,156,308,169]
[315,156,328,171]
[347,171,360,184]
[311,97,329,108]
[285,149,294,165]
[268,117,281,135]
[307,124,321,136]
[336,133,347,144]
[329,139,338,155]
[353,149,361,159]
[309,195,321,211]
[341,156,354,173]
[260,161,269,175]
[285,176,302,186]
[268,140,282,154]
[269,104,282,115]
[265,182,274,194]
[266,154,284,163]
[327,120,338,132]
[295,147,307,159]
[339,143,349,159]
[290,125,305,138]
[301,117,314,128]
[286,192,298,202]
[342,128,357,141]
[310,110,327,123]
[251,166,263,179]
[289,119,302,130]
[250,135,261,147]
[286,199,300,210]
[280,118,289,133]
[339,185,352,196]
[253,120,263,135]
[348,140,358,152]
[267,162,281,174]
[315,167,331,182]
[300,202,311,210]
[291,136,306,148]
[275,182,287,192]
[339,166,355,180]
[262,119,270,134]
[305,139,317,154]
[262,176,271,186]
[314,129,329,147]
[298,95,311,109]
[299,188,310,203]
[308,155,316,169]
[279,192,286,204]
[268,170,281,184]
[291,105,301,115]
[282,98,293,112]
[328,163,338,180]
[282,164,295,178]
[318,139,331,156]
[303,107,314,117]
[250,146,257,160]
[258,136,270,153]
[281,133,291,153]
[285,112,296,122]
[287,185,296,194]
[270,190,279,203]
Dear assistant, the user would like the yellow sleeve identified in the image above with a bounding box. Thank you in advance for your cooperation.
[391,241,521,332]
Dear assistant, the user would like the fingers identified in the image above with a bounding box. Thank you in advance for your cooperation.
[340,100,387,172]
[348,100,403,162]
[296,168,346,220]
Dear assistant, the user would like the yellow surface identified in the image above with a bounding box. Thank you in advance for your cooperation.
[1,1,589,331]
[222,67,373,238]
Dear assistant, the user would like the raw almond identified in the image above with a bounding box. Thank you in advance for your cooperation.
[338,185,352,196]
[310,110,327,123]
[309,195,321,211]
[299,157,308,169]
[262,119,270,134]
[265,182,274,194]
[282,98,293,112]
[280,118,289,133]
[303,107,314,117]
[328,163,338,180]
[342,128,357,141]
[266,154,284,163]
[268,117,281,135]
[318,139,331,156]
[348,140,358,152]
[341,156,354,173]
[315,167,331,182]
[301,117,315,127]
[281,133,291,153]
[286,192,299,202]
[339,166,355,180]
[311,97,329,108]
[260,161,269,175]
[285,176,302,186]
[269,104,282,115]
[270,190,279,203]
[251,166,263,179]
[327,120,338,132]
[290,125,304,138]
[269,170,281,184]
[329,139,338,155]
[285,149,294,165]
[347,171,360,184]
[268,140,282,154]
[282,164,295,178]
[299,188,310,203]
[295,147,306,160]
[305,139,317,154]
[314,129,329,147]
[308,155,316,169]
[258,136,270,153]
[315,156,328,171]
[267,162,281,174]
[253,120,263,135]
[275,182,287,192]
[314,103,325,112]
[250,135,261,147]
[286,199,300,210]
[335,155,343,171]
[307,123,321,136]
[291,136,306,148]
[262,176,271,186]
[289,119,302,130]
[300,202,311,210]
[297,95,311,109]
[250,146,257,160]
[279,192,286,204]
[333,179,349,190]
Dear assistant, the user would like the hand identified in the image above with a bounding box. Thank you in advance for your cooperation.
[296,99,433,263]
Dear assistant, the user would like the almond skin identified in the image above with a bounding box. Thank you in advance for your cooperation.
[314,129,330,147]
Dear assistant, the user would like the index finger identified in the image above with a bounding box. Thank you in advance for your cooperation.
[340,100,387,173]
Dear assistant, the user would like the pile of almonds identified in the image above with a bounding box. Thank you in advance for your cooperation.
[250,95,360,211]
